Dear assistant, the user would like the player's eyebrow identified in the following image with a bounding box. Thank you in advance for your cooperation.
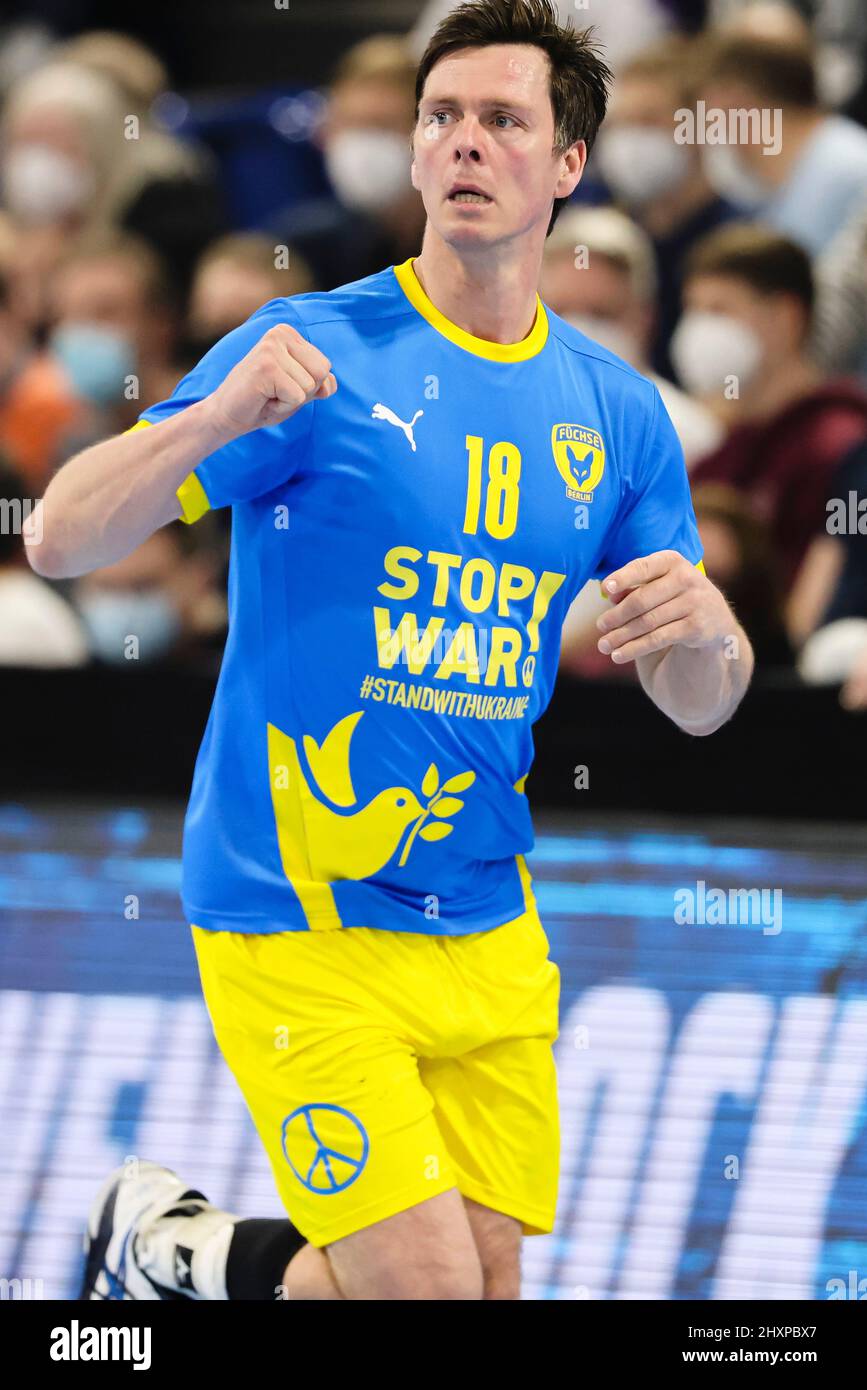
[420,96,535,118]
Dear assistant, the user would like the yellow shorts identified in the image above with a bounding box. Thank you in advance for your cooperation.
[190,905,561,1248]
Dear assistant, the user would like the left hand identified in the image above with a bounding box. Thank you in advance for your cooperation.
[596,550,734,664]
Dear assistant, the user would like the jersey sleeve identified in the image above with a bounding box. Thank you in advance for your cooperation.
[127,297,316,524]
[591,382,705,581]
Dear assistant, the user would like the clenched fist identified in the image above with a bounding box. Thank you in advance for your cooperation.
[205,322,338,441]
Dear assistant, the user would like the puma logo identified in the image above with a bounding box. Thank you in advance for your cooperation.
[371,402,424,452]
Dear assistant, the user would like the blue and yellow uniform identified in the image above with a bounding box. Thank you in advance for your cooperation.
[132,258,704,1245]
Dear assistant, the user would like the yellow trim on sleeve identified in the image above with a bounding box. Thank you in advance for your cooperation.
[124,416,211,525]
[176,471,211,526]
[393,258,548,362]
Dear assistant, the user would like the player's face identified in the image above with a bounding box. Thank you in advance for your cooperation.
[412,44,584,248]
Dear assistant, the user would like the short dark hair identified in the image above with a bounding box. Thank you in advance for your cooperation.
[414,0,611,237]
[686,222,815,325]
[53,228,175,311]
[619,34,705,107]
[698,32,817,109]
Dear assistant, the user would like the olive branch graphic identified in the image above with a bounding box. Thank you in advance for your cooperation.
[397,764,476,867]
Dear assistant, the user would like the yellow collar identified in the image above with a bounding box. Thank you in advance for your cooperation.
[393,257,548,363]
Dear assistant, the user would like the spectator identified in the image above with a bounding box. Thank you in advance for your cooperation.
[813,0,867,111]
[182,233,316,367]
[0,259,85,493]
[45,229,180,449]
[712,1,866,111]
[714,2,812,48]
[591,36,738,379]
[56,30,171,116]
[72,518,227,668]
[541,204,723,465]
[798,611,867,710]
[0,61,120,334]
[787,438,867,657]
[815,443,867,632]
[681,224,867,606]
[55,31,228,298]
[692,481,793,667]
[0,57,225,328]
[811,195,867,380]
[696,29,867,255]
[267,35,426,291]
[0,455,88,667]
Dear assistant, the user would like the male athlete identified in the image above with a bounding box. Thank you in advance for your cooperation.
[26,0,753,1301]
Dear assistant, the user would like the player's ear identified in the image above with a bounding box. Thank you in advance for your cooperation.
[557,138,586,200]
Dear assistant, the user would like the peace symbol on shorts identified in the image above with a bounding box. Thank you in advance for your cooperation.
[281,1103,370,1193]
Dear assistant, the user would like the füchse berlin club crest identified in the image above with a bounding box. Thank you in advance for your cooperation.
[551,423,606,503]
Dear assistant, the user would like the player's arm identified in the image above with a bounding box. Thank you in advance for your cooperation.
[595,550,754,736]
[588,383,753,735]
[24,323,336,580]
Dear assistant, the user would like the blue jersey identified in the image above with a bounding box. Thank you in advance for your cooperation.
[133,258,703,935]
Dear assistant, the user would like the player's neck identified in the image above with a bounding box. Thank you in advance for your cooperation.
[412,235,542,346]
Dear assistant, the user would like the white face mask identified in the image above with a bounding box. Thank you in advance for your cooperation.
[562,312,641,366]
[325,128,410,213]
[78,589,181,665]
[670,310,764,397]
[701,144,768,210]
[2,143,95,222]
[595,126,690,207]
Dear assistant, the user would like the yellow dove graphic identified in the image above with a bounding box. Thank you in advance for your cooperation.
[267,710,425,882]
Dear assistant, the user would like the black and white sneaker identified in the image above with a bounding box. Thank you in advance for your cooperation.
[79,1161,236,1300]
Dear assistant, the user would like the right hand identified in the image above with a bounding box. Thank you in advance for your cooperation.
[205,322,338,441]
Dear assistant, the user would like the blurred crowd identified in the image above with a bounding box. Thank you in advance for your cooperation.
[0,2,866,710]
